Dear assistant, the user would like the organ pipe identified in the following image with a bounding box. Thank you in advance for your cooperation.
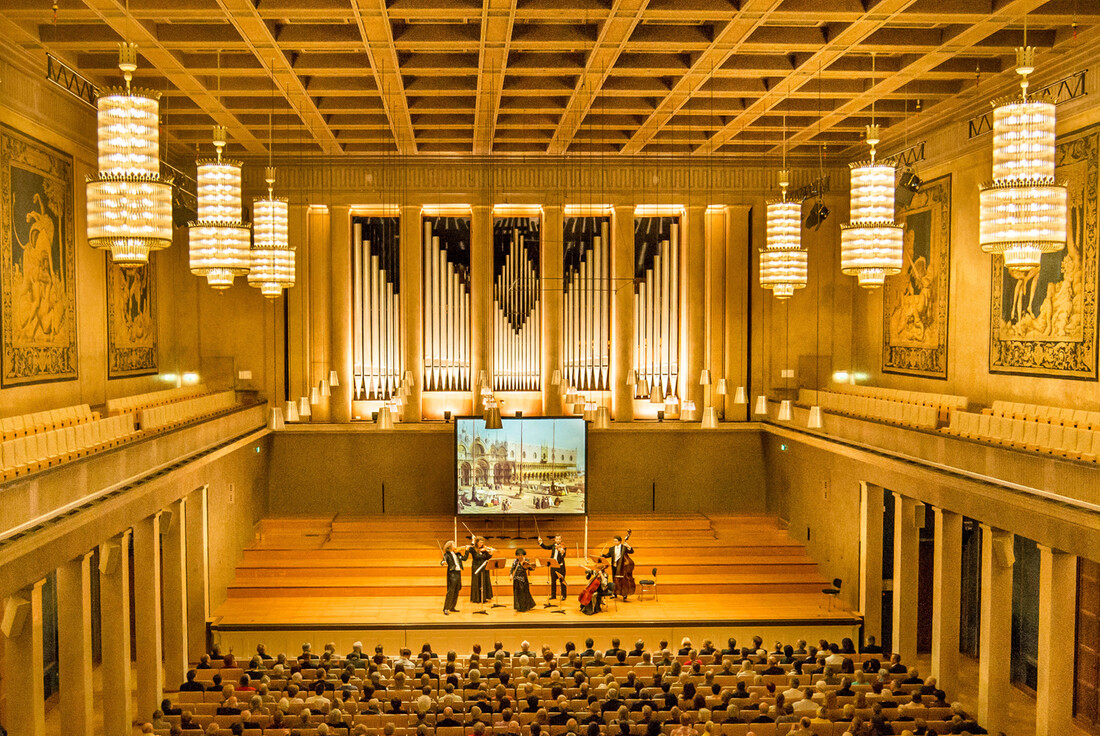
[634,220,680,398]
[563,217,610,392]
[422,217,471,392]
[493,224,540,391]
[352,217,402,401]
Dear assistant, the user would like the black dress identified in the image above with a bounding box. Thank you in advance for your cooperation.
[511,560,537,612]
[470,548,494,603]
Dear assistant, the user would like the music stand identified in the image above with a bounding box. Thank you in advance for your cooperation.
[488,558,507,608]
[543,559,566,614]
[472,558,492,615]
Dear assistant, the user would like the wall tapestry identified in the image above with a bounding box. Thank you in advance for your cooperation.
[106,254,157,378]
[882,175,951,378]
[1,125,77,386]
[990,124,1098,379]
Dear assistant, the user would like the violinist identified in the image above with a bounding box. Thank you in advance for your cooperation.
[603,530,636,601]
[441,540,469,615]
[510,549,538,612]
[469,536,496,606]
[537,533,568,599]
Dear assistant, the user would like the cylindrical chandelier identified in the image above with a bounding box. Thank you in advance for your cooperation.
[86,43,173,267]
[979,47,1067,278]
[248,167,294,298]
[841,125,903,288]
[760,170,808,299]
[188,126,251,289]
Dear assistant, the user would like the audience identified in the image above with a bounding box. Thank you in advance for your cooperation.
[155,636,986,736]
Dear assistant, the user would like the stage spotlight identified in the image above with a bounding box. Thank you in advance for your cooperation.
[804,200,830,231]
[896,170,923,208]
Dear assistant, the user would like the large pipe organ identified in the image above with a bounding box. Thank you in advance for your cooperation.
[352,216,403,401]
[563,216,611,392]
[492,217,541,392]
[421,216,472,392]
[633,216,681,400]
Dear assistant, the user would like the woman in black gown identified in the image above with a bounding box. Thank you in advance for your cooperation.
[510,549,537,612]
[469,537,495,605]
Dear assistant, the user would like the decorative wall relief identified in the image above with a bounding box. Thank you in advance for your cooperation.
[106,254,157,378]
[990,125,1098,379]
[1,125,77,386]
[882,175,951,378]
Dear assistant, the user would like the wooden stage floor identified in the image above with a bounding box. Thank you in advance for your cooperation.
[210,515,861,655]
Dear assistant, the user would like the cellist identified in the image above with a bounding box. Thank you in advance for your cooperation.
[603,530,635,601]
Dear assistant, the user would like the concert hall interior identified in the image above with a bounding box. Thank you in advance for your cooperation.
[1,2,1099,736]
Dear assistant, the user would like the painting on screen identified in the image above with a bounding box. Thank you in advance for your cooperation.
[1,125,77,386]
[882,175,951,378]
[455,416,586,515]
[107,254,158,378]
[990,124,1098,379]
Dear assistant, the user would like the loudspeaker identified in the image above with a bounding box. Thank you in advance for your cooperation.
[803,200,830,230]
[1,595,30,638]
[993,536,1015,568]
[159,509,176,535]
[896,170,923,208]
[99,542,121,575]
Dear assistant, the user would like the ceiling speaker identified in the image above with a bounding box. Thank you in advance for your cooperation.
[803,200,830,230]
[99,542,121,575]
[1,595,30,639]
[896,170,923,208]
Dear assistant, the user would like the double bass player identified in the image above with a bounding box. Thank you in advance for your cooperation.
[603,530,635,601]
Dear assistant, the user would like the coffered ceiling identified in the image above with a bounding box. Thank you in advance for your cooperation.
[0,0,1095,161]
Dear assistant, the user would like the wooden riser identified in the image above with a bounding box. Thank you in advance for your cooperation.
[235,554,819,570]
[226,581,830,597]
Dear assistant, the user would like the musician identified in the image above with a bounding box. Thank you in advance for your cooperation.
[510,549,537,612]
[469,537,495,605]
[579,561,610,616]
[537,533,568,599]
[441,541,468,615]
[603,531,635,601]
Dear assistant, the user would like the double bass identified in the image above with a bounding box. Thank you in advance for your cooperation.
[615,530,636,598]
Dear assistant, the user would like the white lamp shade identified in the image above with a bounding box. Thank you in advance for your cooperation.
[319,378,330,398]
[734,386,747,404]
[268,407,285,431]
[298,396,311,418]
[701,406,719,428]
[808,405,824,429]
[699,369,712,385]
[310,386,321,404]
[715,378,728,396]
[650,383,664,404]
[594,406,611,429]
[754,395,768,415]
[778,399,793,421]
[329,370,340,388]
[376,406,394,430]
[284,400,300,422]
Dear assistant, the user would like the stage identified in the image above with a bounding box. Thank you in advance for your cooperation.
[209,514,862,655]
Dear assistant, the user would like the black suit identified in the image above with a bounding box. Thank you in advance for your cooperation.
[442,548,469,612]
[180,681,205,692]
[540,541,568,598]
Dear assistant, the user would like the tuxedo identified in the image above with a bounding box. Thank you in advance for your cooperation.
[442,548,469,612]
[603,540,634,597]
[540,540,568,598]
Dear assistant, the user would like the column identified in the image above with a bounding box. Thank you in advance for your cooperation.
[134,513,164,720]
[185,487,208,663]
[162,500,188,689]
[286,204,311,405]
[400,205,423,422]
[931,507,962,696]
[542,204,563,416]
[892,494,920,666]
[978,525,1013,735]
[724,206,751,421]
[308,205,332,421]
[705,207,726,417]
[100,533,132,735]
[471,205,491,412]
[685,205,706,416]
[1,583,45,736]
[611,202,634,421]
[858,482,884,644]
[57,553,94,736]
[329,204,353,423]
[1036,545,1077,736]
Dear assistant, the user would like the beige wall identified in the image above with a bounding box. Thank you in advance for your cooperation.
[266,426,767,516]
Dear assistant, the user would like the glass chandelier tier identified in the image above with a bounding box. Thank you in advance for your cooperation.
[760,170,808,299]
[978,46,1067,278]
[840,124,903,288]
[87,43,173,267]
[248,167,294,298]
[188,126,251,289]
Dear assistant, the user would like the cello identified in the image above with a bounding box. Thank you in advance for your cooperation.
[578,558,609,611]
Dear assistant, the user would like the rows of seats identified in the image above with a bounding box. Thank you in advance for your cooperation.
[152,636,986,736]
[944,411,1099,461]
[1,413,137,480]
[0,403,99,441]
[799,390,939,430]
[987,400,1100,429]
[140,391,238,431]
[107,384,211,416]
[828,384,967,415]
